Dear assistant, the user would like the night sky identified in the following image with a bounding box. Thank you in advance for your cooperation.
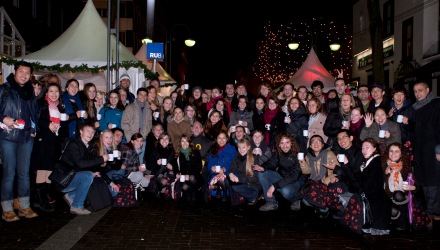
[167,1,354,88]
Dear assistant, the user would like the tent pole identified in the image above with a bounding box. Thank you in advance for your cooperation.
[106,0,111,92]
[116,0,120,87]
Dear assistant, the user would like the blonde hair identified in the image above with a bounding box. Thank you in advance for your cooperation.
[237,139,254,177]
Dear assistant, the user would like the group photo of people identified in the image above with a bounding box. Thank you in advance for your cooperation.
[1,60,439,237]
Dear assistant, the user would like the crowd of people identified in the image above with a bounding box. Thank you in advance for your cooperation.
[1,61,439,236]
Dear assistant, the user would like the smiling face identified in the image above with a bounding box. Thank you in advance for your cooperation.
[235,127,245,140]
[279,137,292,153]
[180,137,190,149]
[362,141,376,159]
[193,89,202,99]
[413,83,430,101]
[388,145,402,162]
[96,92,104,106]
[131,137,143,149]
[216,132,228,147]
[392,91,406,107]
[340,94,352,111]
[118,89,127,103]
[268,99,277,110]
[209,111,221,125]
[66,81,79,96]
[152,125,164,138]
[252,131,263,145]
[102,131,113,148]
[109,93,119,107]
[289,98,300,112]
[307,100,318,114]
[255,98,265,110]
[173,108,184,122]
[374,109,387,126]
[80,125,96,144]
[87,86,97,100]
[162,99,173,112]
[337,131,353,150]
[238,97,247,110]
[334,79,346,96]
[113,130,124,145]
[350,108,363,123]
[211,88,221,98]
[297,87,308,101]
[14,65,32,86]
[237,142,250,156]
[371,87,384,101]
[185,106,195,118]
[260,85,269,97]
[160,135,170,148]
[309,137,324,154]
[46,85,60,102]
[216,100,225,111]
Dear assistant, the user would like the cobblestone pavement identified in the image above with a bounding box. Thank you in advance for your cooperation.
[1,196,440,250]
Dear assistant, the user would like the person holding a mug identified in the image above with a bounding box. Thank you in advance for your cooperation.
[360,107,401,156]
[98,90,125,133]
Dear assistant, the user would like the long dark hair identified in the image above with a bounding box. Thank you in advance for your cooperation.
[176,134,196,157]
[105,89,125,110]
[126,133,143,151]
[209,130,228,157]
[276,132,300,157]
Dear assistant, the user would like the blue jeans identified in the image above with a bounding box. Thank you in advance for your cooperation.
[258,170,304,203]
[231,183,258,202]
[138,140,146,164]
[106,169,126,197]
[0,139,34,211]
[62,171,94,208]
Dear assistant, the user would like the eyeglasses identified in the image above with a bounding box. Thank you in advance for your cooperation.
[337,135,349,141]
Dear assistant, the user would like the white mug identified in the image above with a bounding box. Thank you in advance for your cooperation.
[379,130,386,138]
[108,154,114,161]
[154,112,160,118]
[111,124,117,128]
[230,126,236,132]
[184,84,189,90]
[97,114,102,120]
[337,154,345,163]
[253,148,261,155]
[180,175,186,182]
[265,124,271,131]
[284,116,289,123]
[60,113,67,121]
[397,115,404,123]
[297,152,304,161]
[215,165,221,173]
[238,120,243,125]
[113,150,120,158]
[303,130,309,137]
[342,121,348,127]
[161,158,167,165]
[140,164,146,171]
[80,110,86,117]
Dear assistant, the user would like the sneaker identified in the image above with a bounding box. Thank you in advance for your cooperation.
[70,207,91,215]
[290,200,301,211]
[2,211,20,222]
[18,208,38,218]
[259,202,278,211]
[63,194,73,207]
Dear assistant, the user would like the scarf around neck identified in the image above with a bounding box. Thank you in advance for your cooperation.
[412,92,440,110]
[180,147,190,160]
[264,107,279,124]
[45,95,61,125]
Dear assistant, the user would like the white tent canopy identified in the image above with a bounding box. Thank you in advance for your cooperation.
[2,0,145,92]
[286,48,335,91]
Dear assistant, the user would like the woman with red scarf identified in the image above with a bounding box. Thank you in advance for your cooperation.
[263,97,286,151]
[31,82,69,212]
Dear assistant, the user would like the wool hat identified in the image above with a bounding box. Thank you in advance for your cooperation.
[120,74,130,81]
[192,86,203,94]
[369,82,384,91]
[435,144,440,154]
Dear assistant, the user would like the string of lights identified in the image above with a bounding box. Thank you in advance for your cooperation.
[252,17,352,88]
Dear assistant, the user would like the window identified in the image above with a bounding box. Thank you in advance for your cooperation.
[402,18,414,62]
[383,0,394,38]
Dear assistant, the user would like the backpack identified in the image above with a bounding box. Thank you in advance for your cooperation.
[112,174,138,207]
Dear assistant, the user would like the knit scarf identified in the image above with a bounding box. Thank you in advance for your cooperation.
[412,92,440,110]
[387,159,403,192]
[45,95,61,125]
[218,143,227,152]
[180,147,190,161]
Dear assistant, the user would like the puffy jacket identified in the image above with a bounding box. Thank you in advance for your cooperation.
[262,150,307,189]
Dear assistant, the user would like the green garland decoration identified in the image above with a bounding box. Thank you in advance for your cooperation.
[0,57,159,80]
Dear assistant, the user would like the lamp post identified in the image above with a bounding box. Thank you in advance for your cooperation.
[169,24,195,83]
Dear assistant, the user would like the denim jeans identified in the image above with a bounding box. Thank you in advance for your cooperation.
[138,140,147,164]
[0,139,34,211]
[258,170,304,203]
[62,171,94,208]
[231,183,258,202]
[106,169,126,197]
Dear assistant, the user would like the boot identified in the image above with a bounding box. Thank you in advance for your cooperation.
[13,198,20,210]
[36,184,54,212]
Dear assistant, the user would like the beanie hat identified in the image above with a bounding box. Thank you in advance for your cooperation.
[192,86,203,94]
[120,74,130,81]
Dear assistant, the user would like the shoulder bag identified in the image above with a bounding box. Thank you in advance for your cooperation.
[49,140,76,189]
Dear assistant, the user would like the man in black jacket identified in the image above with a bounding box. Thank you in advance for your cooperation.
[0,61,39,222]
[255,132,307,211]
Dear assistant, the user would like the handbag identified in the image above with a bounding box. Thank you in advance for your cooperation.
[86,177,114,211]
[112,174,138,207]
[49,161,76,189]
[49,140,76,189]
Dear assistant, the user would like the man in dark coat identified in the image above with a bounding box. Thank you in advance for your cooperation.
[412,81,440,220]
